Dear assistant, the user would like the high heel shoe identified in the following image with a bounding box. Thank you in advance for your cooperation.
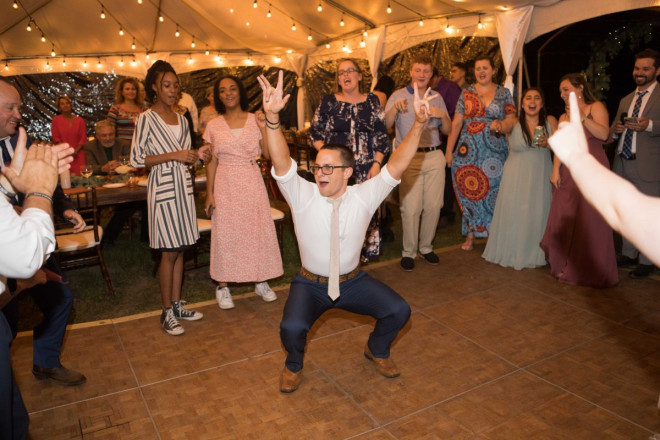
[461,235,474,251]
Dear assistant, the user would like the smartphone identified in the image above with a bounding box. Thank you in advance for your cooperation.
[623,116,638,124]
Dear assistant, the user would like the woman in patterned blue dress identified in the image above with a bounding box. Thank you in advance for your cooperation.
[446,56,517,251]
[309,58,390,260]
[131,61,209,336]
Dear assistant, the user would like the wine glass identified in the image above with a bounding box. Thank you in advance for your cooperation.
[81,166,93,188]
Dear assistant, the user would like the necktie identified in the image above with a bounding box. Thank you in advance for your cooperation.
[621,90,648,159]
[328,197,342,301]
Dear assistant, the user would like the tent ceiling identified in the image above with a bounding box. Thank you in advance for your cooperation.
[1,1,549,62]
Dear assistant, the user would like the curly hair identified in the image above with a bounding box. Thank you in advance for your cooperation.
[114,77,144,107]
[144,61,177,104]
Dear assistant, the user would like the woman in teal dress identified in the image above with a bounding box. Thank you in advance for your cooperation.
[446,56,517,250]
[482,88,557,269]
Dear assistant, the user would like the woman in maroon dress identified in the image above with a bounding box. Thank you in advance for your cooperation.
[540,73,618,287]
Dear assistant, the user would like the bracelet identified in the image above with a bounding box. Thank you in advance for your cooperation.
[0,183,16,199]
[265,116,281,130]
[25,192,53,204]
[373,160,382,167]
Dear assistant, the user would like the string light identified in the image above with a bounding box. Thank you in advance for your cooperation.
[159,15,164,22]
[146,52,150,60]
[274,56,282,64]
[50,45,56,57]
[83,58,88,67]
[317,2,322,12]
[187,54,193,64]
[205,48,210,56]
[266,7,271,18]
[246,21,250,26]
[137,0,142,3]
[340,14,345,27]
[119,57,124,67]
[363,29,368,37]
[100,7,106,19]
[4,61,8,71]
[477,16,484,30]
[191,36,196,48]
[45,59,50,68]
[291,22,296,31]
[26,20,32,32]
[175,25,180,37]
[97,58,102,68]
[419,19,424,27]
[308,29,313,40]
[62,58,66,67]
[119,26,124,36]
[41,33,46,42]
[131,38,136,50]
[13,0,18,9]
[325,43,330,49]
[253,0,258,8]
[360,38,365,48]
[387,1,392,14]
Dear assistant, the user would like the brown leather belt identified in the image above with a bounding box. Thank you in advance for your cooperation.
[299,266,360,284]
[417,145,440,153]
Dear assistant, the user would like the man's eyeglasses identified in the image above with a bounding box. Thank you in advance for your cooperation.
[338,68,359,76]
[310,164,350,175]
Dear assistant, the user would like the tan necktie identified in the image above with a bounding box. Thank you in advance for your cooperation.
[328,198,342,300]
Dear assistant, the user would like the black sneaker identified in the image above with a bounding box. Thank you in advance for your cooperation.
[161,307,184,336]
[616,255,637,268]
[400,257,415,272]
[172,300,203,321]
[629,264,655,279]
[420,252,439,265]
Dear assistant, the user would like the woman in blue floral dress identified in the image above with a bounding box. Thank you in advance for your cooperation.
[309,58,390,260]
[446,56,517,251]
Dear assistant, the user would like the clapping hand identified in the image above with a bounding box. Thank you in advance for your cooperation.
[548,92,589,168]
[412,83,437,124]
[257,70,291,115]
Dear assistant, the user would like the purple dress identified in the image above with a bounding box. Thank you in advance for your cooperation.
[540,118,618,288]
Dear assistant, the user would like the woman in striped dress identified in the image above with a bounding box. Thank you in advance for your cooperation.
[131,60,209,336]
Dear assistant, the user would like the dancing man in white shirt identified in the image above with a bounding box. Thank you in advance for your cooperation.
[258,72,435,393]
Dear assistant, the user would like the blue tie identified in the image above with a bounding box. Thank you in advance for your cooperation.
[621,90,648,159]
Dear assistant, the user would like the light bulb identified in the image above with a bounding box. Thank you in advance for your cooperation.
[41,33,46,42]
[292,23,296,31]
[267,9,271,18]
[419,19,424,27]
[175,27,180,37]
[159,15,164,22]
[119,27,124,36]
[100,8,106,19]
[253,0,257,8]
[26,21,32,32]
[317,2,322,11]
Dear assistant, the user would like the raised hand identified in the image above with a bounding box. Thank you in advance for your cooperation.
[257,70,291,115]
[412,83,436,123]
[548,92,589,167]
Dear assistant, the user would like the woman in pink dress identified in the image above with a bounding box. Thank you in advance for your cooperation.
[540,73,618,288]
[51,96,87,175]
[203,75,283,309]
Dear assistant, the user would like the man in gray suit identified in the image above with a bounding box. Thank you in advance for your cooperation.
[611,48,660,278]
[83,119,130,174]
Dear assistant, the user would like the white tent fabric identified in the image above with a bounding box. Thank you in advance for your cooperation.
[0,0,656,80]
[496,5,534,93]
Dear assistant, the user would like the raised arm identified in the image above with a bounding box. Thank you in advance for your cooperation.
[549,92,660,266]
[386,84,432,180]
[257,71,292,177]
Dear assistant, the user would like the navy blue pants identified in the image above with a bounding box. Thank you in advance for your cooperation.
[2,257,73,368]
[0,312,28,440]
[280,271,411,372]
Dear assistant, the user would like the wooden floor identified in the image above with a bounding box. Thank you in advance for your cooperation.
[11,244,660,439]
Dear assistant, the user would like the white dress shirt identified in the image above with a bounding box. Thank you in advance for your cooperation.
[0,195,55,296]
[272,158,399,275]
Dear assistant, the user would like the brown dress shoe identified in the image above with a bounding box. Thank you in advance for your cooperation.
[279,366,302,393]
[364,344,400,378]
[33,364,87,386]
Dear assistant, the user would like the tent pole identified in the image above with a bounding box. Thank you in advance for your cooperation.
[536,25,570,87]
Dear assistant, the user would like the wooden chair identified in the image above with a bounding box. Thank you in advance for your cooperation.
[55,188,115,295]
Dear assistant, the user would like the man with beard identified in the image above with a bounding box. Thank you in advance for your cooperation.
[610,48,660,278]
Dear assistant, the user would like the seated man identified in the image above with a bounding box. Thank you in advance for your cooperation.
[258,72,434,393]
[83,119,130,175]
[84,120,146,245]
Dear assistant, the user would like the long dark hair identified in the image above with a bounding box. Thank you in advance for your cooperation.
[519,87,549,146]
[213,75,249,114]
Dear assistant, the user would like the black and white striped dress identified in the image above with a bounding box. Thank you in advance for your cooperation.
[131,109,198,250]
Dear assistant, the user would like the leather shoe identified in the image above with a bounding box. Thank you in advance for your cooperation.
[279,366,302,393]
[33,364,86,386]
[364,344,400,378]
[616,255,637,268]
[629,264,655,279]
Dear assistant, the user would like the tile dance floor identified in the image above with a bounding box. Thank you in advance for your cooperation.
[11,244,660,439]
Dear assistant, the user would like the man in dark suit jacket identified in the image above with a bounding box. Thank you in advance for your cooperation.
[84,119,146,245]
[610,48,660,278]
[84,119,131,174]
